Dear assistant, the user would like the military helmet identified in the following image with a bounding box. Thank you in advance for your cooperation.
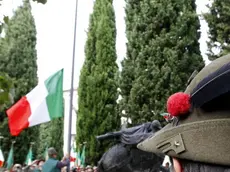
[138,54,230,166]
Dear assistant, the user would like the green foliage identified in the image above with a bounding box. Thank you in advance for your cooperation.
[37,118,64,160]
[77,0,119,165]
[204,0,230,60]
[0,73,13,109]
[0,0,39,163]
[120,0,204,125]
[32,0,47,4]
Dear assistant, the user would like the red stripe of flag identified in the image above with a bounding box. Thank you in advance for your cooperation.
[6,97,31,136]
[70,156,76,162]
[0,161,4,167]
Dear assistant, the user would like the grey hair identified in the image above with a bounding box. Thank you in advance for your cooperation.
[178,159,230,172]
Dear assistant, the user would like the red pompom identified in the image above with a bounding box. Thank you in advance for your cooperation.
[167,92,191,116]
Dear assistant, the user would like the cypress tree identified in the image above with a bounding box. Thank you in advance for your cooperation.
[0,0,39,163]
[120,0,204,125]
[77,0,119,165]
[204,1,230,60]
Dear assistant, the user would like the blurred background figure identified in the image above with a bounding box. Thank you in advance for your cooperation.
[37,159,45,171]
[12,164,22,172]
[79,166,85,172]
[71,167,77,172]
[61,166,67,172]
[85,165,93,172]
[93,166,97,172]
[165,162,170,169]
[42,147,70,172]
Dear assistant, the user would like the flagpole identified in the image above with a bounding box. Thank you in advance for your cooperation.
[68,0,79,155]
[0,136,3,148]
[0,135,4,145]
[30,142,35,148]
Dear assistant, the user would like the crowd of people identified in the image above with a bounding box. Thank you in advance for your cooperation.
[70,165,97,172]
[0,148,97,172]
[0,164,98,172]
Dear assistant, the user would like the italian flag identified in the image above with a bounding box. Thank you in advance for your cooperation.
[0,148,4,167]
[70,145,76,162]
[80,145,86,167]
[44,147,49,161]
[25,146,33,165]
[7,69,64,136]
[76,147,81,166]
[6,145,13,170]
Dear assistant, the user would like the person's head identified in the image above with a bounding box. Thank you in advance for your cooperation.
[138,54,230,171]
[12,164,22,172]
[86,165,93,172]
[93,166,97,172]
[165,162,170,168]
[61,166,67,172]
[48,147,58,159]
[29,164,37,170]
[71,167,77,172]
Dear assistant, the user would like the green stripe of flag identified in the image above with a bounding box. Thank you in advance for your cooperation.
[45,69,63,119]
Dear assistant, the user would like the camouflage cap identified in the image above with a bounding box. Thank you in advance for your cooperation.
[138,54,230,166]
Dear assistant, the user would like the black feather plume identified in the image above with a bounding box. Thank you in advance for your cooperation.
[191,61,230,107]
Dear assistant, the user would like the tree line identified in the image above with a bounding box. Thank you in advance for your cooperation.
[0,0,229,166]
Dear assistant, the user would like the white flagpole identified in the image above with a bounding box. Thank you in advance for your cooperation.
[67,0,79,155]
